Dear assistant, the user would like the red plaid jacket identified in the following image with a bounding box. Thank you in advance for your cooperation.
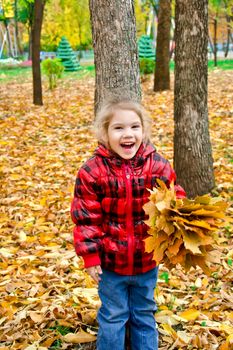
[71,143,185,275]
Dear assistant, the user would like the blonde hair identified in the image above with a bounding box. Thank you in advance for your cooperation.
[94,99,152,145]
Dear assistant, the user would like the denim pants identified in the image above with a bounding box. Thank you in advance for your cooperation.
[97,267,159,350]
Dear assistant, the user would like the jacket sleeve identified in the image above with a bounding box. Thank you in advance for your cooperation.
[152,154,186,199]
[70,166,103,268]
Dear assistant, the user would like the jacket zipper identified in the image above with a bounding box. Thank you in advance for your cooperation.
[124,163,134,274]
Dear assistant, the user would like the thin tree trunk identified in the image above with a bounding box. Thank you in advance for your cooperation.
[224,28,230,57]
[28,3,34,60]
[174,0,215,198]
[28,27,32,60]
[14,0,23,56]
[77,22,83,59]
[154,0,171,91]
[213,16,218,67]
[4,21,14,57]
[31,0,45,105]
[208,32,214,55]
[224,15,232,58]
[89,0,141,113]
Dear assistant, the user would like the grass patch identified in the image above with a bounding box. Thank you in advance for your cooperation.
[208,59,233,70]
[48,324,75,349]
[63,65,95,80]
[0,66,31,83]
[0,58,232,83]
[169,59,233,71]
[0,64,95,83]
[49,339,62,349]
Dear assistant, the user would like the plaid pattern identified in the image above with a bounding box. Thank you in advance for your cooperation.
[71,143,185,275]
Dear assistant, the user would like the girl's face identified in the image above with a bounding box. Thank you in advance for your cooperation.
[107,109,143,159]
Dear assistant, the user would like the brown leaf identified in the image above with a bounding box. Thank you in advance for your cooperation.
[63,329,96,344]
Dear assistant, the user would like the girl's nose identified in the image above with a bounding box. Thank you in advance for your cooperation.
[123,128,133,137]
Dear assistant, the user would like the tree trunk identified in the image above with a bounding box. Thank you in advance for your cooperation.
[174,0,215,198]
[224,15,232,58]
[14,0,23,56]
[28,27,32,60]
[4,21,14,57]
[89,0,141,113]
[31,0,45,106]
[208,33,214,56]
[213,16,218,67]
[154,0,171,91]
[224,28,230,58]
[27,3,34,60]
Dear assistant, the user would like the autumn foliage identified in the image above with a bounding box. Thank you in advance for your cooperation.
[144,180,228,275]
[0,70,232,349]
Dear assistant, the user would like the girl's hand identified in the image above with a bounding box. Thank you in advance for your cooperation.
[86,265,102,283]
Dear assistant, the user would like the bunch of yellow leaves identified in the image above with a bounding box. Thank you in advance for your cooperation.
[144,180,228,275]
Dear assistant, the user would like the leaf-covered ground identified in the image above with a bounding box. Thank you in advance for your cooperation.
[0,70,233,350]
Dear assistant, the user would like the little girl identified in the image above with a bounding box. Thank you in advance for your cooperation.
[71,99,185,350]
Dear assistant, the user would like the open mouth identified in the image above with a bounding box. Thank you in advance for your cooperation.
[120,143,135,149]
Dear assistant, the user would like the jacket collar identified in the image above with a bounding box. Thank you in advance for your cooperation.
[94,142,156,168]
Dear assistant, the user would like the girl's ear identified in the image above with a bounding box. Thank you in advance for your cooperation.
[101,132,109,147]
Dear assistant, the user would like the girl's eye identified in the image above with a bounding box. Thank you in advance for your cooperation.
[114,126,123,130]
[132,125,140,129]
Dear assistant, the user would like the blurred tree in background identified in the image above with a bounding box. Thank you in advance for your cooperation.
[42,0,91,51]
[1,0,232,59]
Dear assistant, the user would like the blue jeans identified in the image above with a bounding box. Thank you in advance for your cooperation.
[97,268,159,350]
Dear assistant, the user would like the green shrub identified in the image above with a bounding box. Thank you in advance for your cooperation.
[139,58,155,75]
[41,58,64,89]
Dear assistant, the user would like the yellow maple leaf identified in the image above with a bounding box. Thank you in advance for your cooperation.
[182,231,204,254]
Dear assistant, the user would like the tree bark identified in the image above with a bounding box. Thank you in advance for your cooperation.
[31,0,45,106]
[174,0,215,198]
[14,0,23,56]
[154,0,171,91]
[213,16,218,67]
[27,3,34,60]
[208,32,214,55]
[4,20,14,57]
[28,27,32,60]
[89,0,141,113]
[224,14,232,58]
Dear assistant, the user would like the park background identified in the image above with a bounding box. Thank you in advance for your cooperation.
[1,0,233,70]
[0,1,233,350]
